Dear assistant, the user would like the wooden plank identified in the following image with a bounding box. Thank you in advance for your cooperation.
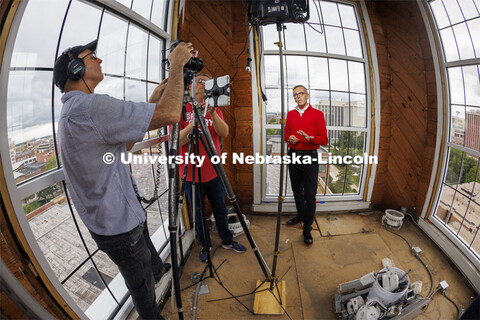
[389,58,427,104]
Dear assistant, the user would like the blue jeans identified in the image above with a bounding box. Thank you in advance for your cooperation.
[90,222,164,319]
[185,176,233,248]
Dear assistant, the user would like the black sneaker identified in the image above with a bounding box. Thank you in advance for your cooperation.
[286,216,302,226]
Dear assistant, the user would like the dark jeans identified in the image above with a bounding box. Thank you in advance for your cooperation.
[90,221,164,320]
[288,149,319,233]
[185,176,233,248]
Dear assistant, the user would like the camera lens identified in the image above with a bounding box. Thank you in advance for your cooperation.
[185,57,204,72]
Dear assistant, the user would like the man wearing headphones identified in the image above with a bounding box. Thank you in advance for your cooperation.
[53,40,193,320]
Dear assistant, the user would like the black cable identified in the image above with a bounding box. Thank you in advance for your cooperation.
[443,291,460,318]
[383,226,434,297]
[306,21,324,35]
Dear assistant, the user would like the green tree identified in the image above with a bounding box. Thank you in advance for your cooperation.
[329,166,357,194]
[446,148,479,184]
[45,155,57,171]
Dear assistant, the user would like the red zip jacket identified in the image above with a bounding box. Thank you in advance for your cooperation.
[284,104,328,150]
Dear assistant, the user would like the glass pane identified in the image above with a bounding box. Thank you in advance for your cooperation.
[325,26,346,55]
[24,182,113,311]
[131,0,152,20]
[338,3,358,30]
[308,57,328,90]
[148,35,162,83]
[262,24,279,51]
[344,29,362,58]
[309,0,323,25]
[440,27,460,62]
[351,93,366,128]
[284,24,306,51]
[329,163,346,194]
[97,12,128,76]
[310,90,330,124]
[286,56,308,87]
[430,0,450,29]
[348,61,366,94]
[126,25,148,79]
[448,67,465,105]
[321,1,340,26]
[265,88,292,115]
[445,148,463,186]
[450,105,465,146]
[443,0,465,26]
[471,227,480,257]
[458,0,479,20]
[151,0,168,29]
[329,59,348,92]
[436,184,456,223]
[467,19,480,58]
[58,0,102,52]
[264,55,282,86]
[465,106,480,151]
[7,71,55,183]
[125,79,147,102]
[447,192,468,234]
[458,201,479,247]
[62,259,114,312]
[96,76,124,97]
[453,23,475,60]
[464,66,480,107]
[331,91,349,126]
[11,0,69,68]
[305,23,327,53]
[265,134,292,196]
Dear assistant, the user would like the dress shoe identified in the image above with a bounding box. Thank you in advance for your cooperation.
[286,216,302,226]
[303,231,313,245]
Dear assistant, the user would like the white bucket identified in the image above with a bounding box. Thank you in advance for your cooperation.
[367,267,409,306]
[382,209,405,230]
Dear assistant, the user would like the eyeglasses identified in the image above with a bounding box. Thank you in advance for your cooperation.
[80,51,97,61]
[293,92,307,98]
[196,78,207,85]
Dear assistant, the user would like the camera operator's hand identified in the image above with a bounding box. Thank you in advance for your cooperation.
[149,78,168,104]
[168,42,194,68]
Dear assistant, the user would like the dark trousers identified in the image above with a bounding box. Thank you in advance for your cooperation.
[185,176,233,248]
[288,149,319,233]
[90,221,164,319]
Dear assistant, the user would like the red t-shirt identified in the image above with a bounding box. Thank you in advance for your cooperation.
[179,103,223,183]
[284,104,328,150]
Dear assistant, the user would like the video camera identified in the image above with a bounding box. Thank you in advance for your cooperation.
[166,39,204,88]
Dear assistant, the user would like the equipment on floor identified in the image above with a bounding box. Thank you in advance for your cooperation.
[334,263,428,320]
[382,209,405,231]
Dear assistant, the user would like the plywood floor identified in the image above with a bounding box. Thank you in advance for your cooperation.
[157,211,476,320]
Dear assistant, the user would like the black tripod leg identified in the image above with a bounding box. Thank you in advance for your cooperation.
[167,122,184,320]
[192,103,271,279]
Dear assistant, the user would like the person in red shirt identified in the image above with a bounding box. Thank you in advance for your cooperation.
[284,85,328,245]
[179,73,246,262]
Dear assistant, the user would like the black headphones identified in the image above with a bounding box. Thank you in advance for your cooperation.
[63,48,85,80]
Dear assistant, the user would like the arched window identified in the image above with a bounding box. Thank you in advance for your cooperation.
[2,0,172,318]
[254,0,373,204]
[428,0,480,267]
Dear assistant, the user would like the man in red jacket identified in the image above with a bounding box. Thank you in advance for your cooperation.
[284,85,328,245]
